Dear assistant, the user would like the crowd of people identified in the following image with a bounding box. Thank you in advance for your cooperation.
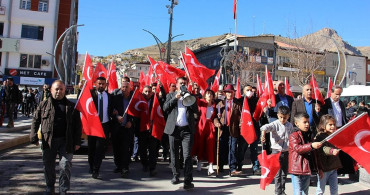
[0,77,51,127]
[25,76,370,195]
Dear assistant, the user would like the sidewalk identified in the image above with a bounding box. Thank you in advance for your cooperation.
[0,114,33,151]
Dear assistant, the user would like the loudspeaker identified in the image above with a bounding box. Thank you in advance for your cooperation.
[182,93,196,107]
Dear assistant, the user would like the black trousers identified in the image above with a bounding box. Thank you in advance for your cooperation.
[88,122,110,172]
[169,126,194,183]
[138,130,159,170]
[218,126,230,167]
[111,125,132,170]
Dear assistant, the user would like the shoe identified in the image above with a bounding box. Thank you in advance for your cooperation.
[230,170,242,177]
[149,169,157,177]
[197,162,202,172]
[121,169,129,178]
[208,169,215,176]
[183,182,194,190]
[113,168,121,173]
[44,187,55,195]
[92,171,99,179]
[171,176,180,185]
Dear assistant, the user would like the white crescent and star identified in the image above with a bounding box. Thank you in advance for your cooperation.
[134,101,148,112]
[87,67,92,80]
[354,130,370,153]
[98,71,105,77]
[86,97,97,116]
[165,66,174,74]
[184,53,203,68]
[157,106,164,118]
[260,166,270,179]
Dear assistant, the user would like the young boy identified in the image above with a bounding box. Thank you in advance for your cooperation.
[289,112,322,195]
[261,106,293,195]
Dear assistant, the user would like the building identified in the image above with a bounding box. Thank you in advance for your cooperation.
[0,0,78,88]
[125,62,150,82]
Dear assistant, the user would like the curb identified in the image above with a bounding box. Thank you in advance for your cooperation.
[0,125,32,133]
[0,134,29,151]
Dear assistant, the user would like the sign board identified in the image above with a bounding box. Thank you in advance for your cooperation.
[0,38,20,52]
[20,77,45,86]
[5,68,52,78]
[278,66,298,72]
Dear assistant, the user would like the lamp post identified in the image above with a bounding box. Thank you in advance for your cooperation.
[166,0,179,64]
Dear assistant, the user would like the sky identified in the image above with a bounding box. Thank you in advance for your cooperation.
[77,0,370,57]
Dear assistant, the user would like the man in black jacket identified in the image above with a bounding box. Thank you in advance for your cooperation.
[163,77,199,190]
[88,77,112,179]
[4,77,20,128]
[30,80,81,195]
[111,81,134,177]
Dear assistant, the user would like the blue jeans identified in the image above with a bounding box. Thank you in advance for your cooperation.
[291,174,310,195]
[42,137,73,193]
[316,170,338,195]
[228,136,238,172]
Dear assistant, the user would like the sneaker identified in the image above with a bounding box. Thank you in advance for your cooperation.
[171,176,180,185]
[92,171,99,179]
[230,170,242,177]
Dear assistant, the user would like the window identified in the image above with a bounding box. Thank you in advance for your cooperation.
[20,0,31,10]
[368,64,370,75]
[38,0,48,12]
[21,25,44,40]
[20,54,42,68]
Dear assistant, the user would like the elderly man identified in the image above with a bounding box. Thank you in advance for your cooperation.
[214,84,243,176]
[30,80,81,195]
[163,76,199,190]
[267,80,294,122]
[111,81,134,177]
[291,84,321,137]
[321,85,347,127]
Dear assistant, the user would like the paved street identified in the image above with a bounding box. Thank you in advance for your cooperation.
[0,143,369,195]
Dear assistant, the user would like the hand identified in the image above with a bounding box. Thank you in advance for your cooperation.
[319,169,324,179]
[117,116,124,123]
[75,145,80,151]
[260,135,266,143]
[332,149,340,156]
[311,142,323,149]
[315,103,321,113]
[157,80,162,86]
[175,91,181,99]
[217,113,221,118]
[267,99,272,108]
[215,122,221,128]
[125,121,132,129]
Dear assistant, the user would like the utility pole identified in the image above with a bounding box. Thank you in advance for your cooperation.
[166,0,178,64]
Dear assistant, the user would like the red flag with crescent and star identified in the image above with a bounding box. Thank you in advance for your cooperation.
[92,62,107,82]
[82,52,94,82]
[310,73,325,105]
[211,67,221,93]
[241,97,257,144]
[148,56,170,93]
[182,47,216,90]
[236,77,241,99]
[108,61,118,93]
[327,113,370,174]
[151,93,166,140]
[253,67,276,121]
[285,77,294,98]
[326,77,333,99]
[76,81,105,138]
[257,150,281,190]
[127,88,150,131]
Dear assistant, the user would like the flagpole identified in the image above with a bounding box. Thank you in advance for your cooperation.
[312,73,318,104]
[234,0,237,51]
[74,80,88,109]
[180,52,192,83]
[121,87,138,119]
[321,112,367,144]
[82,51,88,80]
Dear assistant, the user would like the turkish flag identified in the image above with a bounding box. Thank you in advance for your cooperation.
[257,150,281,190]
[264,66,276,107]
[326,77,333,99]
[108,61,118,93]
[82,52,93,81]
[139,71,146,92]
[256,74,264,98]
[183,47,216,90]
[310,74,325,105]
[76,81,105,138]
[127,89,150,131]
[151,93,166,140]
[241,97,257,144]
[327,113,370,174]
[211,68,221,93]
[92,62,107,81]
[160,61,186,80]
[233,0,237,19]
[253,87,269,122]
[285,77,294,98]
[236,77,241,99]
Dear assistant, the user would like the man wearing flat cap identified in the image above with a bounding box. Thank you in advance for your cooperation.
[214,84,243,176]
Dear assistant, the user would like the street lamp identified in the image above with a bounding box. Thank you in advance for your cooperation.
[166,0,179,64]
